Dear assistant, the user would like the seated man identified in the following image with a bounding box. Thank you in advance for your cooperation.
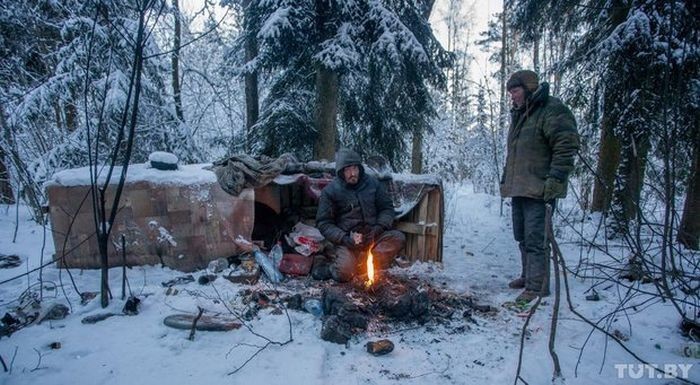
[315,148,406,282]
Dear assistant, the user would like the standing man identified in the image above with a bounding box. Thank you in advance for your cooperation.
[500,70,579,303]
[316,148,406,282]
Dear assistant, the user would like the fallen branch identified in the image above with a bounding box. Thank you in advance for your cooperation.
[546,204,563,381]
[30,348,44,372]
[553,223,700,385]
[207,285,294,375]
[9,346,17,374]
[188,307,204,341]
[514,296,543,385]
[409,354,452,379]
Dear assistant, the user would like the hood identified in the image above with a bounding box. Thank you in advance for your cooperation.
[335,148,365,179]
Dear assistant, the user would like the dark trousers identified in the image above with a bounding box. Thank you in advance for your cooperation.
[328,230,406,282]
[512,197,550,294]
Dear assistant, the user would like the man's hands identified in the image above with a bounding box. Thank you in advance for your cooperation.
[342,231,368,248]
[543,177,565,202]
[350,231,365,246]
[345,224,384,249]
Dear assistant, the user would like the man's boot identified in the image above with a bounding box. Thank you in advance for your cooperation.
[311,255,332,280]
[508,277,526,289]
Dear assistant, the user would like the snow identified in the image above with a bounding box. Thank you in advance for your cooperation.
[314,22,361,70]
[45,163,217,187]
[368,0,429,65]
[257,6,293,41]
[148,151,179,165]
[0,184,698,385]
[392,172,441,186]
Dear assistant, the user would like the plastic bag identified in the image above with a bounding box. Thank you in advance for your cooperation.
[288,223,324,256]
[270,242,283,268]
[303,298,323,317]
[253,249,283,283]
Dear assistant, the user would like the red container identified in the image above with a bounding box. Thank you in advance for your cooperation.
[278,253,313,276]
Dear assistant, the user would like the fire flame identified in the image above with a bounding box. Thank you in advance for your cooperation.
[365,249,375,288]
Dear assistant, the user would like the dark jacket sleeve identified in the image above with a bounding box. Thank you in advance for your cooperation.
[316,187,348,244]
[543,102,579,181]
[374,181,395,229]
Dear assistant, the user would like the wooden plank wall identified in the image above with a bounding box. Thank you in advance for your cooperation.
[395,186,443,263]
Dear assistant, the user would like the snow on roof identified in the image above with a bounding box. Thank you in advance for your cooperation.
[45,162,441,190]
[148,151,179,165]
[391,172,441,186]
[45,162,217,188]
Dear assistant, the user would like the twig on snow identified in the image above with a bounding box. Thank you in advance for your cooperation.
[188,306,204,341]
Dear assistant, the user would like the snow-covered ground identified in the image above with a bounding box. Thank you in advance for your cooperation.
[0,184,697,385]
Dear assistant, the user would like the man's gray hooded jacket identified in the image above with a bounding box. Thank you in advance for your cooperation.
[316,149,395,247]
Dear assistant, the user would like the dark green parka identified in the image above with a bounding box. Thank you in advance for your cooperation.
[316,149,395,246]
[500,82,579,199]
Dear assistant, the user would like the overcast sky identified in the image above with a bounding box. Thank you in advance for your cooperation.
[430,0,503,83]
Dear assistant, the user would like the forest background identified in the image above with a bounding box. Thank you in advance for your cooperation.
[0,0,698,350]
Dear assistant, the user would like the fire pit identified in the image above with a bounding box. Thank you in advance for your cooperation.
[228,249,495,346]
[316,264,490,345]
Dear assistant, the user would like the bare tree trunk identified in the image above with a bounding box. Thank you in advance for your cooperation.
[591,90,621,213]
[54,103,63,131]
[418,0,436,19]
[615,133,649,222]
[590,3,631,213]
[607,131,649,236]
[411,129,423,173]
[553,34,566,95]
[243,0,259,152]
[0,108,40,216]
[0,103,14,204]
[409,0,436,172]
[533,33,539,73]
[171,0,184,123]
[93,1,154,307]
[679,119,700,249]
[0,150,12,204]
[65,98,78,132]
[500,2,508,126]
[243,42,258,153]
[313,65,338,161]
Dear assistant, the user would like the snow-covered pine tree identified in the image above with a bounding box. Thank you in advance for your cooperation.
[0,0,183,217]
[225,0,449,168]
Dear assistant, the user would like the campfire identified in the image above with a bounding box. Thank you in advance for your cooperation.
[312,271,496,345]
[365,248,375,289]
[227,264,496,346]
[228,231,493,346]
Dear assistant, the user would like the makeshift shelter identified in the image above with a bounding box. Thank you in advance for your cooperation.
[46,158,443,272]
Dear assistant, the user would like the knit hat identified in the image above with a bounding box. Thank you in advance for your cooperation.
[506,70,539,92]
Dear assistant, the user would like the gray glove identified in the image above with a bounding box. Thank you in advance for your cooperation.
[543,177,566,202]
